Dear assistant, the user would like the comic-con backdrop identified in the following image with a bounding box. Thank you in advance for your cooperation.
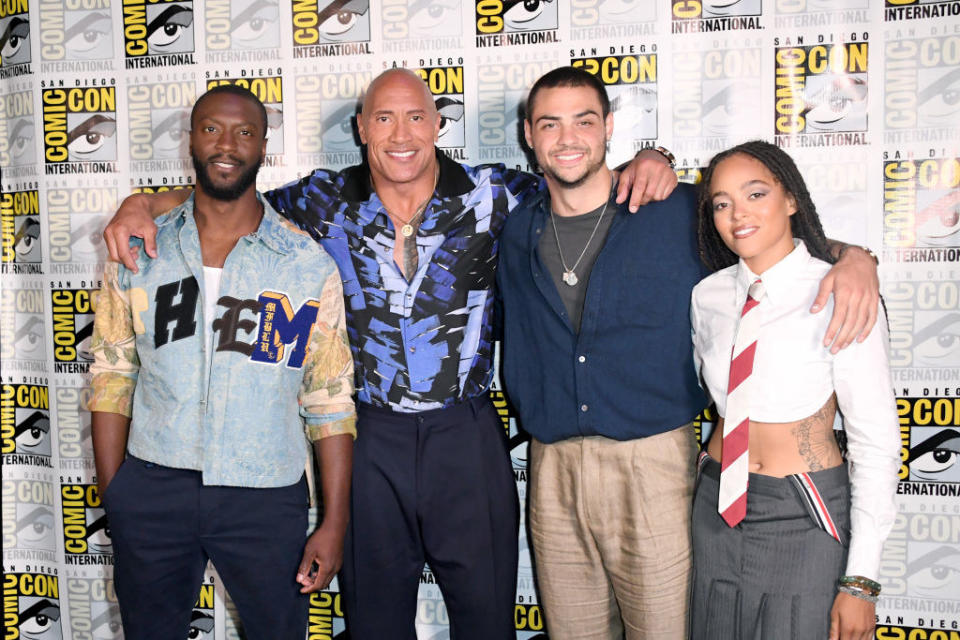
[1,1,958,638]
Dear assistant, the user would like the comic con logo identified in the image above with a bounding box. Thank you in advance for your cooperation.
[291,0,372,55]
[0,0,31,68]
[1,189,42,267]
[39,0,114,62]
[2,478,56,553]
[475,0,558,47]
[381,0,461,40]
[128,81,196,161]
[884,34,960,134]
[41,86,118,170]
[671,0,763,33]
[415,65,466,151]
[476,58,554,162]
[885,0,960,21]
[897,397,960,483]
[774,40,869,142]
[671,45,761,143]
[122,0,196,68]
[295,70,370,159]
[61,483,113,561]
[2,572,62,640]
[2,383,51,462]
[879,510,960,604]
[573,51,658,150]
[65,577,123,640]
[308,590,346,639]
[207,76,284,155]
[47,186,118,265]
[0,288,46,362]
[206,0,280,52]
[800,155,867,242]
[50,288,96,373]
[54,386,94,463]
[883,278,960,371]
[883,157,960,255]
[188,584,215,638]
[2,89,36,168]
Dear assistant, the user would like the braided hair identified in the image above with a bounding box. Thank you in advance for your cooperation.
[696,140,835,272]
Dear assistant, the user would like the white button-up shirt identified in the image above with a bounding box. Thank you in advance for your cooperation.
[691,240,900,580]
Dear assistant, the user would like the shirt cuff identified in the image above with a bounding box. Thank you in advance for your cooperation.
[87,374,136,417]
[844,532,885,583]
[304,409,357,441]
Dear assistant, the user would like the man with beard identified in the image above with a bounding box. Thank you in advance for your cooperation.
[496,67,881,639]
[88,85,356,640]
[101,69,679,640]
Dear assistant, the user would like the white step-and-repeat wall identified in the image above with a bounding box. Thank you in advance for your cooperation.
[1,1,958,638]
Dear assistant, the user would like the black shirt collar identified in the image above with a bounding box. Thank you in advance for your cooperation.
[340,148,475,203]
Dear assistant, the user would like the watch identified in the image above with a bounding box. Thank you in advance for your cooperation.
[651,145,676,169]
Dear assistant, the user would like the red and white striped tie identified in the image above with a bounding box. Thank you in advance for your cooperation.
[719,278,765,527]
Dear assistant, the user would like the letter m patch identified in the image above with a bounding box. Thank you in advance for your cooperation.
[250,292,320,369]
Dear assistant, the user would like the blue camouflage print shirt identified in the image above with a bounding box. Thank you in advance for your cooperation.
[267,152,541,412]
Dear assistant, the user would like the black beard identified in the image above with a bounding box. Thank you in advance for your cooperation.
[192,152,263,201]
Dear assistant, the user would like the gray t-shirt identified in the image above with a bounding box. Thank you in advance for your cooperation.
[538,200,616,333]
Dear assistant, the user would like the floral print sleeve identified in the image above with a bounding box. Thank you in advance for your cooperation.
[88,261,140,417]
[300,270,357,441]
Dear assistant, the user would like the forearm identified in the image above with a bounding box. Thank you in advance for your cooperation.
[143,189,190,218]
[91,411,130,494]
[312,434,353,532]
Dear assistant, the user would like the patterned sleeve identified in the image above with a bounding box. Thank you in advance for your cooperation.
[87,262,140,416]
[264,170,338,240]
[502,166,545,209]
[300,269,357,441]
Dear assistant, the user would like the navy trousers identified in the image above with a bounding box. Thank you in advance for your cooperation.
[340,397,520,639]
[103,457,310,640]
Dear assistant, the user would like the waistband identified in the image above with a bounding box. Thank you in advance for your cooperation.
[699,452,849,498]
[358,395,492,422]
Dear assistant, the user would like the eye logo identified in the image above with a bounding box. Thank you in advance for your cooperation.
[2,189,41,266]
[3,573,63,640]
[414,66,466,150]
[39,2,114,63]
[122,0,196,68]
[206,0,281,53]
[0,10,31,67]
[476,0,558,34]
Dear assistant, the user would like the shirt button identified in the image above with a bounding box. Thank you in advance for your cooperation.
[409,346,416,353]
[535,228,541,234]
[578,355,586,363]
[580,404,588,412]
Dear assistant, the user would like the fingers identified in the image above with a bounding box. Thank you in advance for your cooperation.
[615,168,633,204]
[832,289,865,352]
[858,290,880,343]
[144,229,158,259]
[628,173,652,212]
[828,610,839,640]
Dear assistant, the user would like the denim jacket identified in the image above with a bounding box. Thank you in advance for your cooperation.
[88,194,356,487]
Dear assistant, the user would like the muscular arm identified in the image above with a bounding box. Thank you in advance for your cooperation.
[91,412,130,498]
[104,190,190,271]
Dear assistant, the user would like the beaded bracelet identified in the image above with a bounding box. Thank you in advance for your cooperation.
[839,575,882,596]
[838,585,879,604]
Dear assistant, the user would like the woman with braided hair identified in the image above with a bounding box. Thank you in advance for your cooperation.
[689,140,899,639]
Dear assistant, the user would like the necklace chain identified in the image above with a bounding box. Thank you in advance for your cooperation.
[549,187,612,286]
[384,164,440,238]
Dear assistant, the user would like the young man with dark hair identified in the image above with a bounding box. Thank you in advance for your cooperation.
[89,86,356,640]
[496,66,880,639]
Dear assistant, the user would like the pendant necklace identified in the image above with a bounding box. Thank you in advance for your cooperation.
[549,188,611,287]
[387,164,439,238]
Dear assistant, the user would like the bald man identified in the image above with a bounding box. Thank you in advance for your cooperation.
[103,68,678,639]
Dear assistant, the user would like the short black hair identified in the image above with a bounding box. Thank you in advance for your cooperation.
[190,84,267,137]
[525,66,611,122]
[697,140,835,271]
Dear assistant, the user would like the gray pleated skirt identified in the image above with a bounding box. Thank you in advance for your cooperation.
[690,454,851,640]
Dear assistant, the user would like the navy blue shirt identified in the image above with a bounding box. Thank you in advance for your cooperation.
[497,182,708,443]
